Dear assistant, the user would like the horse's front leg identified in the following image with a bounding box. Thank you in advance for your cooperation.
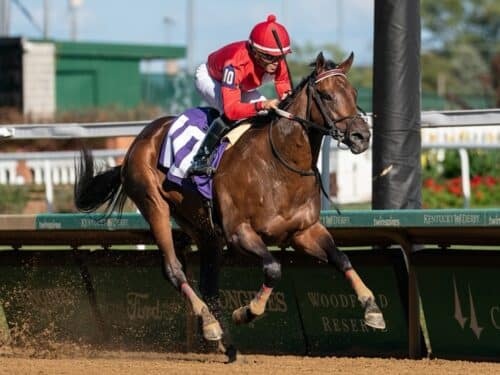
[291,222,386,330]
[229,223,281,325]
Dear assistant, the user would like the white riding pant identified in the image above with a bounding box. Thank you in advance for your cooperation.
[194,63,266,114]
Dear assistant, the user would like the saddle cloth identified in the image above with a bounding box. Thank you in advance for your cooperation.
[158,107,250,199]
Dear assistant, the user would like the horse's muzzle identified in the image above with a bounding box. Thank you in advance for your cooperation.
[347,125,371,154]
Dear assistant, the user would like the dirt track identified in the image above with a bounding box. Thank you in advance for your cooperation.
[1,351,500,375]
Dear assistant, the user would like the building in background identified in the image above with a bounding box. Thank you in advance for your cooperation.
[0,37,186,119]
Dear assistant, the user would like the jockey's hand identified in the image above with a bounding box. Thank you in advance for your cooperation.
[261,98,280,110]
[280,91,291,100]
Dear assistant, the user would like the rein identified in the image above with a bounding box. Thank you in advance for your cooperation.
[269,68,362,177]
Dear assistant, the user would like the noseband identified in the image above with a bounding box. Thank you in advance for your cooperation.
[270,68,365,176]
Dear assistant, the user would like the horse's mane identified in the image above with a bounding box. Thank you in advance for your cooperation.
[278,58,338,110]
[249,57,338,126]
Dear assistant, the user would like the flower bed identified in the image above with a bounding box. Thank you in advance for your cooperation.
[423,175,500,208]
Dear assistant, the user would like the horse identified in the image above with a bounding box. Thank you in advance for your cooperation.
[74,52,386,360]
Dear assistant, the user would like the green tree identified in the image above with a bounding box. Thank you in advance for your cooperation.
[287,41,372,88]
[421,0,500,107]
[422,0,500,57]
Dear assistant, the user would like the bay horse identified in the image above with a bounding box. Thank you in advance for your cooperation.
[74,52,385,359]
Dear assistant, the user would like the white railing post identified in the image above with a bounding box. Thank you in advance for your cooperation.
[43,160,54,213]
[458,148,471,208]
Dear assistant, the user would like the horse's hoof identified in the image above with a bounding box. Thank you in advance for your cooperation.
[232,305,258,325]
[362,297,386,330]
[203,320,223,341]
[217,340,238,363]
[224,344,238,363]
[365,311,386,330]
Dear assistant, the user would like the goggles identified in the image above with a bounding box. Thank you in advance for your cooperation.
[253,49,285,64]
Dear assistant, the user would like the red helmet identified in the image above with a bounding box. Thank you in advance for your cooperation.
[249,14,291,56]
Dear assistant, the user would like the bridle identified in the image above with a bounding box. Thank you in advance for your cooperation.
[269,68,365,177]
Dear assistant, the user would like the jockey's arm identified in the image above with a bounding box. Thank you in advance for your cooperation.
[222,87,280,120]
[220,64,259,121]
[221,86,260,121]
[220,65,284,120]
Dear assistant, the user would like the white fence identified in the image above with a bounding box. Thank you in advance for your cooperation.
[0,150,124,185]
[0,150,124,212]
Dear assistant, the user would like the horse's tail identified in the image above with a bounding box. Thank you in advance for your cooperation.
[74,147,127,216]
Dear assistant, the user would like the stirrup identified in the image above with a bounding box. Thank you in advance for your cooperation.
[189,165,215,176]
[188,159,215,176]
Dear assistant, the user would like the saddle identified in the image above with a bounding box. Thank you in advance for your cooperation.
[158,107,251,200]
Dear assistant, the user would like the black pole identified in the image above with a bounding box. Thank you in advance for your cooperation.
[372,2,423,360]
[372,0,421,209]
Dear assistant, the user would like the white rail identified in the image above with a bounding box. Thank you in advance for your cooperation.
[1,109,500,140]
[0,150,124,212]
[0,149,126,185]
[0,121,149,139]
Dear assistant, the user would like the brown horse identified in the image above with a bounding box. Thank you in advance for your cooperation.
[74,52,385,359]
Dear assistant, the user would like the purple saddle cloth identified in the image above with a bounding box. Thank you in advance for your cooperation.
[158,107,228,200]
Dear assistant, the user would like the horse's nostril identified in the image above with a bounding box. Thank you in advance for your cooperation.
[350,132,364,142]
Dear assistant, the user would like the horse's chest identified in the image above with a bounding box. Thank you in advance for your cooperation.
[258,204,319,241]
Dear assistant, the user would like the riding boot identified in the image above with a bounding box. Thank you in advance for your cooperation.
[188,116,231,176]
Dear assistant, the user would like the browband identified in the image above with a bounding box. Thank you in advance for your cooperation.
[315,68,346,84]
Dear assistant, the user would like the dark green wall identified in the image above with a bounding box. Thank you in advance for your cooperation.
[54,41,186,111]
[57,57,140,110]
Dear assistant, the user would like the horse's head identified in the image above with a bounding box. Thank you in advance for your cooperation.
[310,52,371,154]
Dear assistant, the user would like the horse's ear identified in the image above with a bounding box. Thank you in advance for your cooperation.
[337,52,354,73]
[315,52,326,71]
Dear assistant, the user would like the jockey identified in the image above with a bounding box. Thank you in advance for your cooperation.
[188,14,292,176]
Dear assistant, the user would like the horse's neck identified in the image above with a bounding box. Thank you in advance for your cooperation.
[276,95,324,167]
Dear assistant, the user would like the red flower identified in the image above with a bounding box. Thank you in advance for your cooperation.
[447,184,462,196]
[432,184,444,192]
[449,177,462,187]
[484,176,497,187]
[471,176,482,188]
[424,178,435,188]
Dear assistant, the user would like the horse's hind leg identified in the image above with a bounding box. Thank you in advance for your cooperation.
[135,196,223,341]
[196,236,237,361]
[229,223,282,325]
[292,222,386,330]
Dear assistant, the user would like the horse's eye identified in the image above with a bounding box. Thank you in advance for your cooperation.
[318,91,333,101]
